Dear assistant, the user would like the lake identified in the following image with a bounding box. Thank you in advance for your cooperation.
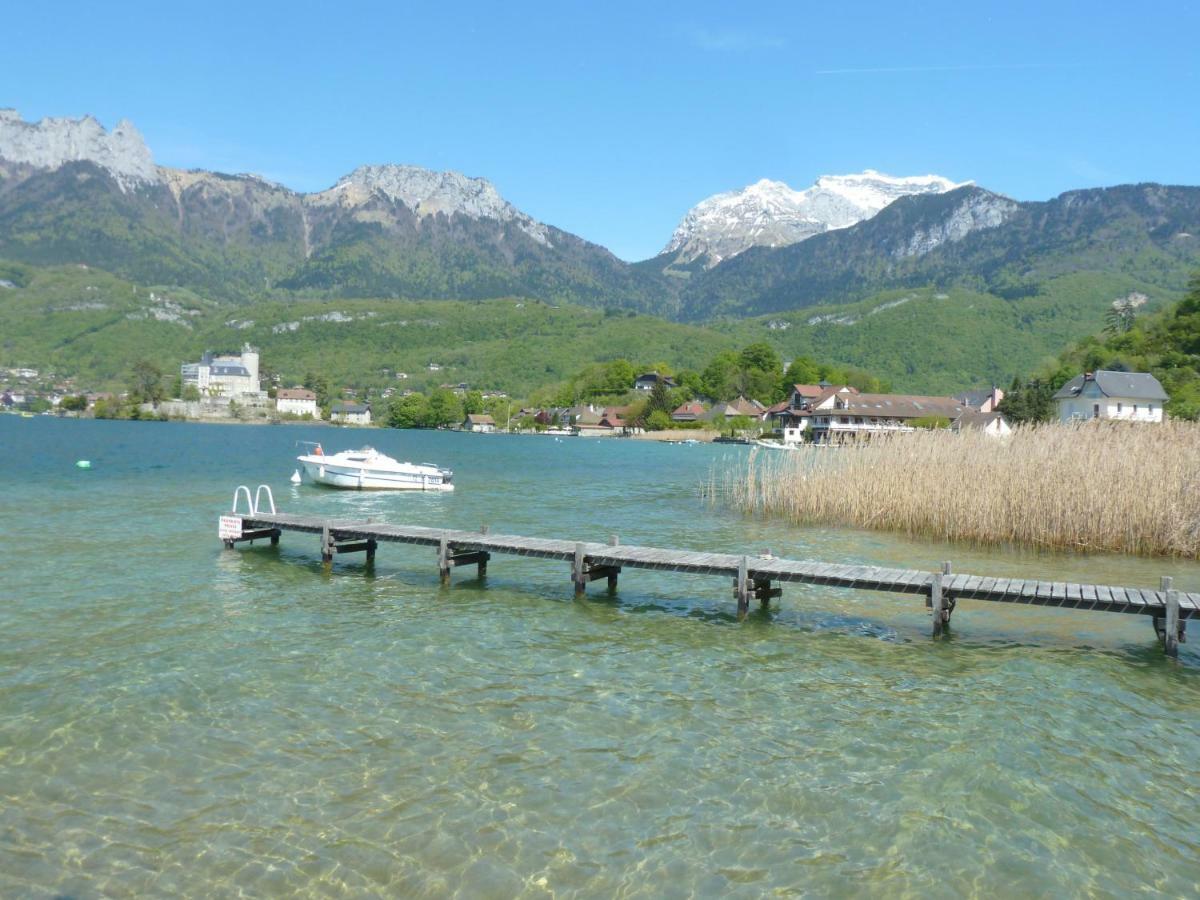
[2,416,1198,896]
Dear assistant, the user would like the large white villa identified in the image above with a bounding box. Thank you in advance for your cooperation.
[1052,370,1167,423]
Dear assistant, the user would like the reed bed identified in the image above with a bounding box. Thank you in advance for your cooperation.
[720,421,1200,558]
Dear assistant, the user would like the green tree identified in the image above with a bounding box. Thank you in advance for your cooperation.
[780,356,821,396]
[182,385,201,402]
[463,390,484,415]
[388,393,430,428]
[727,414,755,436]
[603,359,636,394]
[128,359,166,406]
[304,372,330,409]
[426,388,463,427]
[60,395,88,412]
[646,409,672,431]
[738,342,782,376]
[646,380,673,417]
[702,350,741,401]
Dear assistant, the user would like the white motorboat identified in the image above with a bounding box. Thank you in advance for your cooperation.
[296,444,454,491]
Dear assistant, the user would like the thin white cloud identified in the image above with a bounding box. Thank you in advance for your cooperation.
[684,26,785,52]
[816,62,1081,75]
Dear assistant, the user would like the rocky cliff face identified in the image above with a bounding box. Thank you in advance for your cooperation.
[0,110,159,190]
[892,190,1019,258]
[311,165,551,246]
[661,170,965,267]
[0,112,552,245]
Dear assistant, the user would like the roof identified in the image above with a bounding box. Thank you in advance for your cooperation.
[765,400,792,415]
[465,414,495,424]
[820,392,967,419]
[705,398,763,420]
[210,364,251,377]
[331,402,370,414]
[1052,370,1168,402]
[672,401,706,415]
[956,388,997,408]
[792,383,855,399]
[636,372,676,383]
[276,388,316,401]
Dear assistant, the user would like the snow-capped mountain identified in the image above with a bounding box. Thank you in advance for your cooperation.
[662,170,968,267]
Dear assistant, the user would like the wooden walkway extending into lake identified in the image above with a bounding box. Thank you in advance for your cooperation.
[220,490,1192,657]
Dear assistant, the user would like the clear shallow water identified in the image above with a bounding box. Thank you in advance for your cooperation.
[2,417,1199,897]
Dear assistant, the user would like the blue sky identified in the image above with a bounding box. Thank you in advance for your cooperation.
[3,0,1198,260]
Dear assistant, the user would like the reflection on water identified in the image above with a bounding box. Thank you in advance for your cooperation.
[1,418,1198,896]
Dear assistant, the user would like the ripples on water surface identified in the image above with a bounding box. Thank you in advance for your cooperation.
[1,418,1198,896]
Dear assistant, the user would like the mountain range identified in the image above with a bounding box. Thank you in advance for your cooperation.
[2,110,1199,393]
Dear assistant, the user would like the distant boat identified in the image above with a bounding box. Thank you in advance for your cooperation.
[752,439,798,451]
[296,444,454,491]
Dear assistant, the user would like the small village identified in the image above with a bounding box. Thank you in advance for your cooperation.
[1,344,1172,442]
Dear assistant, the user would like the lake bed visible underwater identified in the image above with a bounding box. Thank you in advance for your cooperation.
[2,417,1198,897]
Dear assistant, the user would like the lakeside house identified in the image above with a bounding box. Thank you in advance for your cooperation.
[1052,370,1167,423]
[779,384,968,443]
[330,401,372,426]
[707,396,767,423]
[275,387,320,419]
[952,410,1012,437]
[181,344,265,401]
[671,401,707,422]
[634,372,677,392]
[464,413,497,433]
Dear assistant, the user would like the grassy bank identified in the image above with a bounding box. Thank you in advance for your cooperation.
[720,421,1200,558]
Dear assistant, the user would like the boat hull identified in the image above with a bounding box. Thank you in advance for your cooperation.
[299,458,454,491]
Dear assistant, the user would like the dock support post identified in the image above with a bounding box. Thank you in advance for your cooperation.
[366,538,376,565]
[438,535,450,585]
[930,570,945,638]
[941,561,954,626]
[573,543,587,597]
[321,526,334,568]
[270,528,280,546]
[735,556,750,618]
[1155,576,1181,658]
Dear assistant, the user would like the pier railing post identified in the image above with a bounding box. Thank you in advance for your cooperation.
[573,543,586,597]
[930,570,945,638]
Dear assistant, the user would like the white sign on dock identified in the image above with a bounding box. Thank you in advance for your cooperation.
[218,515,243,540]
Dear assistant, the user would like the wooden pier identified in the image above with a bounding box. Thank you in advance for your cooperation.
[220,493,1193,657]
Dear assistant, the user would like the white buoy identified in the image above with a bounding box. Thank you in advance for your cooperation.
[290,469,302,485]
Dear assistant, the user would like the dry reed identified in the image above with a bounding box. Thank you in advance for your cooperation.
[721,421,1200,558]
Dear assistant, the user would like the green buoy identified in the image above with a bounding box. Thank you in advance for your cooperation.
[76,460,91,469]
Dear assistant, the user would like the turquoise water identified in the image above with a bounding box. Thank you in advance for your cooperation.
[2,417,1199,897]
